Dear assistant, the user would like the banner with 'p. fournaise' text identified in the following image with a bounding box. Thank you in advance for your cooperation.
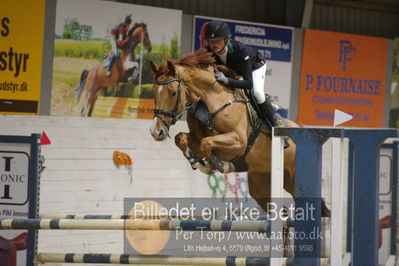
[298,29,389,127]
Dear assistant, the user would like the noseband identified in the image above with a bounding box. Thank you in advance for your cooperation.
[153,77,184,130]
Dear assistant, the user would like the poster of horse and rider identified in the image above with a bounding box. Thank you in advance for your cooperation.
[50,0,182,118]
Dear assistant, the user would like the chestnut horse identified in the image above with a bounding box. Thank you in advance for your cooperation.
[149,49,331,217]
[76,22,152,116]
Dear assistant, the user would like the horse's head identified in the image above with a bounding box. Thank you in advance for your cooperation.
[129,22,152,52]
[149,49,227,141]
[149,60,187,141]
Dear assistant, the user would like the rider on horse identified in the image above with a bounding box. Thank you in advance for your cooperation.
[105,15,133,77]
[203,20,285,131]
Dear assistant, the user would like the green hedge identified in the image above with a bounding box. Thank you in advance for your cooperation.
[54,39,110,60]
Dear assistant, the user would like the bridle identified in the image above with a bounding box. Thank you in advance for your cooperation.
[153,77,185,130]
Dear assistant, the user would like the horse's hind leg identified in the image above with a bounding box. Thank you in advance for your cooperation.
[248,172,294,255]
[81,93,90,116]
[80,91,92,117]
[80,75,96,117]
[283,168,331,217]
[247,172,272,214]
[321,199,331,217]
[87,90,100,117]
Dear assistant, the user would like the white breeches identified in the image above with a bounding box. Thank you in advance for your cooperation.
[252,63,267,104]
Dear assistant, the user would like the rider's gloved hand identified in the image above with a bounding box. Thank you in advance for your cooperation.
[215,70,229,85]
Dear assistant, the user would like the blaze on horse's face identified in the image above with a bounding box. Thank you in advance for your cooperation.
[149,61,185,141]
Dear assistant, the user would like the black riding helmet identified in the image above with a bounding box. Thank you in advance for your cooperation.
[205,20,231,41]
[125,15,132,24]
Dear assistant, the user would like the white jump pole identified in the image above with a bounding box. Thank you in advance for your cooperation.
[331,109,353,265]
[330,136,346,265]
[270,128,285,266]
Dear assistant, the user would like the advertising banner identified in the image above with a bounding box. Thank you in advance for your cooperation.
[0,0,45,114]
[298,29,389,127]
[378,146,395,265]
[51,0,182,118]
[389,37,399,128]
[0,135,40,266]
[193,16,293,117]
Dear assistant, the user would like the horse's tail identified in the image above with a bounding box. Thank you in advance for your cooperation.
[76,69,89,101]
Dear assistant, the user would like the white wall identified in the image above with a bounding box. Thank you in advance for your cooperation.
[0,115,250,260]
[1,115,366,265]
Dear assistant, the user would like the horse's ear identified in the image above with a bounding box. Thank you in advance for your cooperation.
[149,61,158,73]
[166,60,176,76]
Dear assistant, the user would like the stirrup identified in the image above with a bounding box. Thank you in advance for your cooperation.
[272,117,289,148]
[274,117,285,128]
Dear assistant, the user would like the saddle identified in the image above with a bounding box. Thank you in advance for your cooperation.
[240,90,288,132]
[0,233,28,266]
[188,86,287,131]
[186,88,288,172]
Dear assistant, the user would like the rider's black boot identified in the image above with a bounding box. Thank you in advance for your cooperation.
[258,97,289,148]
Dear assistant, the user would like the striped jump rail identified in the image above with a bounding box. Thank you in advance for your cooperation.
[38,214,334,228]
[36,253,330,265]
[39,214,305,224]
[39,214,219,220]
[39,214,282,221]
[0,218,274,232]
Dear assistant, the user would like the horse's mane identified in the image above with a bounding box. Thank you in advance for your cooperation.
[177,48,216,67]
[176,48,239,78]
[152,50,213,80]
[128,22,147,35]
[154,48,239,80]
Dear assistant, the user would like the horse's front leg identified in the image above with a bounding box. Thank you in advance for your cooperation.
[199,131,246,173]
[175,132,213,174]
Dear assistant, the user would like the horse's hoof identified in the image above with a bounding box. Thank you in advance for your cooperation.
[284,137,290,149]
[210,154,224,173]
[321,200,331,217]
[193,162,212,174]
